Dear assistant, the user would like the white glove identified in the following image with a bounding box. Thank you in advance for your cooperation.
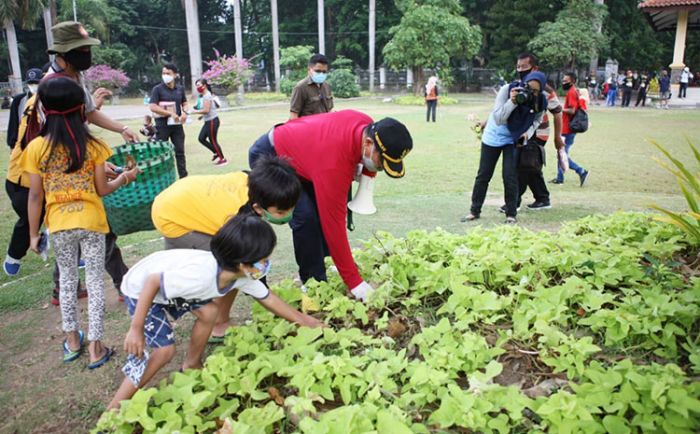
[350,281,374,302]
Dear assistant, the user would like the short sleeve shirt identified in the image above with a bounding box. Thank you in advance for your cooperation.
[562,87,580,135]
[120,249,270,304]
[201,92,218,122]
[289,77,334,117]
[21,137,112,233]
[149,83,187,128]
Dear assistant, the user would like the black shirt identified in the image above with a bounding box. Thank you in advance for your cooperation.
[149,83,187,128]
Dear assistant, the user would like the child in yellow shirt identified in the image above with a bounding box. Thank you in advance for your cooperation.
[23,77,139,368]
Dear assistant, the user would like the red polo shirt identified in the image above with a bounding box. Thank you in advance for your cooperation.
[273,110,373,289]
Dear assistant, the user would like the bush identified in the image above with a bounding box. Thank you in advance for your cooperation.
[280,77,297,97]
[202,51,252,90]
[328,69,360,98]
[83,64,130,91]
[393,95,458,106]
[245,92,289,102]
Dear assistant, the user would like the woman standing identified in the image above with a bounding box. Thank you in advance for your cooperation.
[192,79,227,166]
[424,76,439,122]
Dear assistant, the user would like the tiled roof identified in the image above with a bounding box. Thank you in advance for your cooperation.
[639,0,700,9]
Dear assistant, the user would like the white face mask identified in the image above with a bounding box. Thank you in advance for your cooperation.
[27,84,38,94]
[162,74,174,84]
[362,145,379,172]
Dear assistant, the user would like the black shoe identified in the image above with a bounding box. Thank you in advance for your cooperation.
[499,204,521,213]
[527,201,552,210]
[550,179,564,184]
[579,170,589,187]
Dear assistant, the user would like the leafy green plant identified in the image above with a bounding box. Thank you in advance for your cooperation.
[327,69,360,98]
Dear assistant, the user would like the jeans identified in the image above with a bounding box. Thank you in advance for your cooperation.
[470,143,518,217]
[198,117,225,159]
[157,124,187,178]
[679,82,688,98]
[606,89,617,106]
[556,133,584,182]
[248,131,330,284]
[622,88,632,107]
[426,100,437,122]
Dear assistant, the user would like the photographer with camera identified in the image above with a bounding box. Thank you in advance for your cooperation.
[462,70,547,224]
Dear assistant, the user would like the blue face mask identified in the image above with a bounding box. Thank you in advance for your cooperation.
[244,260,271,281]
[311,72,327,84]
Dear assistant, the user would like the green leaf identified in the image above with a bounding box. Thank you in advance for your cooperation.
[602,415,631,434]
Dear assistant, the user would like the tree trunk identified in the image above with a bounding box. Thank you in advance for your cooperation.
[43,4,54,57]
[271,0,281,93]
[317,0,325,53]
[4,19,23,95]
[589,0,604,75]
[412,66,424,96]
[183,0,203,95]
[233,0,244,102]
[368,0,375,93]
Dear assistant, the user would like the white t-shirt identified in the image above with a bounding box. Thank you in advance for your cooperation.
[121,249,270,304]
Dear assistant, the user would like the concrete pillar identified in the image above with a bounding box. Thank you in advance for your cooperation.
[271,0,281,93]
[234,0,244,102]
[368,0,375,93]
[379,67,386,90]
[184,0,202,95]
[318,0,325,54]
[4,20,23,95]
[406,69,413,90]
[669,9,688,88]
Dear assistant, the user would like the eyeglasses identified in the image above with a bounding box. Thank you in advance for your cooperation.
[312,69,328,73]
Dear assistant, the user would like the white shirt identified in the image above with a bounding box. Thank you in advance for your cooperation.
[680,70,691,84]
[121,249,270,304]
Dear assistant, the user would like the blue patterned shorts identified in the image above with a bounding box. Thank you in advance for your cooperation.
[122,296,211,385]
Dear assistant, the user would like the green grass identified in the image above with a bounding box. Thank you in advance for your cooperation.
[0,98,698,433]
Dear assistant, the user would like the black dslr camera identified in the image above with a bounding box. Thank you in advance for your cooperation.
[514,84,533,105]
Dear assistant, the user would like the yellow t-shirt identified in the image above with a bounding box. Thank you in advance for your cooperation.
[21,136,113,234]
[151,172,249,238]
[6,94,37,188]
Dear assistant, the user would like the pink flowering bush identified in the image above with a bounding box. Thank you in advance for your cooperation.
[84,64,130,90]
[202,49,252,90]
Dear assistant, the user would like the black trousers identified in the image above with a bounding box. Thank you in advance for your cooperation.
[198,117,225,159]
[470,143,518,217]
[5,179,44,260]
[52,230,127,290]
[679,83,688,98]
[426,100,437,122]
[518,170,549,206]
[157,124,187,178]
[635,89,647,106]
[622,88,632,107]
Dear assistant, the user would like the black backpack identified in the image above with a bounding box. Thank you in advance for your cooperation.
[569,108,589,133]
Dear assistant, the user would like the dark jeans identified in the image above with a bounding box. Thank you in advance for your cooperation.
[679,82,688,98]
[518,170,549,206]
[426,100,437,122]
[157,124,187,178]
[6,180,45,260]
[52,230,127,290]
[249,132,330,284]
[622,88,632,107]
[470,143,518,217]
[635,89,647,106]
[198,117,225,159]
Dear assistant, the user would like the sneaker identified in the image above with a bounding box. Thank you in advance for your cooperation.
[3,256,21,276]
[51,285,89,306]
[78,258,85,269]
[499,205,521,214]
[214,158,229,167]
[527,201,552,210]
[549,179,564,184]
[504,216,517,224]
[579,170,589,187]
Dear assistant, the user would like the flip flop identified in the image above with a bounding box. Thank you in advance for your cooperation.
[207,335,225,345]
[62,330,85,363]
[88,347,114,370]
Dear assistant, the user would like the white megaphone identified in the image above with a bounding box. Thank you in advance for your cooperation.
[348,174,377,215]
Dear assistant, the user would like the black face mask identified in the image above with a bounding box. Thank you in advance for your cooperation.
[518,68,532,81]
[562,82,573,91]
[64,50,92,71]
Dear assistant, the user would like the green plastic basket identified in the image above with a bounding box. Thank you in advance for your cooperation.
[104,141,176,235]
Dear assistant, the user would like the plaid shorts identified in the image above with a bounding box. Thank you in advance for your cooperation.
[122,296,211,385]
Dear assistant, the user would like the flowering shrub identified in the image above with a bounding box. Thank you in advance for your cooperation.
[84,64,130,90]
[202,49,252,90]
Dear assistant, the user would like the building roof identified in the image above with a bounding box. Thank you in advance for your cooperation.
[639,0,700,31]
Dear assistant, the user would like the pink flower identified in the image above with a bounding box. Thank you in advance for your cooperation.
[84,64,130,89]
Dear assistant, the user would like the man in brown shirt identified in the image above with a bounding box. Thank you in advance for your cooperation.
[289,53,334,119]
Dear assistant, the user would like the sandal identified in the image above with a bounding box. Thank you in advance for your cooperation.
[88,347,114,370]
[460,213,480,222]
[504,216,517,224]
[63,330,85,363]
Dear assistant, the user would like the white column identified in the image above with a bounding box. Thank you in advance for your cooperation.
[379,66,386,90]
[4,20,23,94]
[43,8,54,51]
[406,68,413,90]
[317,0,325,53]
[670,9,689,90]
[271,0,281,93]
[184,0,203,95]
[234,0,244,101]
[368,0,375,93]
[588,0,604,75]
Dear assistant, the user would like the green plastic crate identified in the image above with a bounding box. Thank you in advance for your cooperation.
[104,141,176,235]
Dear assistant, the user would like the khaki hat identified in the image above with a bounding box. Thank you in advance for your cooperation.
[47,21,101,54]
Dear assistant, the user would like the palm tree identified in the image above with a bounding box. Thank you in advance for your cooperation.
[1,0,46,94]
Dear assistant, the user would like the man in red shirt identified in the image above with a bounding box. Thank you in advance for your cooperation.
[553,72,589,186]
[248,110,413,301]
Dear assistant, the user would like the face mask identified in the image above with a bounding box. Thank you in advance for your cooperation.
[64,49,92,71]
[244,260,271,280]
[562,83,573,90]
[196,85,206,94]
[362,145,379,172]
[162,74,175,84]
[311,72,327,84]
[263,208,294,225]
[27,84,38,94]
[518,68,532,81]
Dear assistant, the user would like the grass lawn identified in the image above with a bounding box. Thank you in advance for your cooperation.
[0,97,698,433]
